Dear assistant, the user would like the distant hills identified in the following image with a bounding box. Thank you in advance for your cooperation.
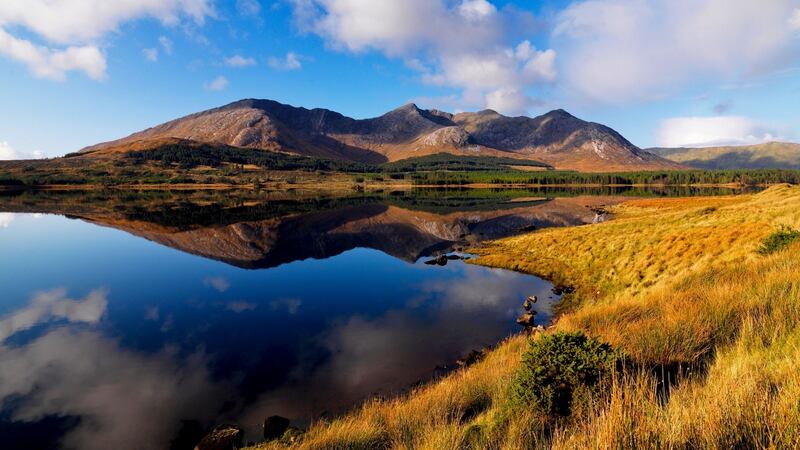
[78,99,682,172]
[648,142,800,170]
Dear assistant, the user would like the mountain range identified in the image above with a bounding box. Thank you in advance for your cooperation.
[648,142,800,170]
[79,99,683,172]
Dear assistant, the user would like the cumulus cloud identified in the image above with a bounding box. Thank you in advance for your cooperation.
[0,329,230,450]
[203,75,228,90]
[657,116,782,147]
[142,47,158,62]
[290,0,555,115]
[268,52,302,70]
[203,276,230,292]
[0,212,14,228]
[226,301,257,313]
[237,0,262,18]
[158,36,173,54]
[791,8,800,30]
[0,141,44,160]
[0,288,108,343]
[0,0,214,80]
[225,54,257,67]
[0,28,106,80]
[552,0,800,104]
[0,141,18,160]
[269,298,302,315]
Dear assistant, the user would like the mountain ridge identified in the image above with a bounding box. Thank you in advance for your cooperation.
[648,142,800,170]
[79,98,684,172]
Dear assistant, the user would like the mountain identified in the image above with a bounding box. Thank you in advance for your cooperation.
[647,142,800,170]
[1,191,614,268]
[79,99,683,172]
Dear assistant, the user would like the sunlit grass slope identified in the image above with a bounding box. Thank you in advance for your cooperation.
[249,184,800,449]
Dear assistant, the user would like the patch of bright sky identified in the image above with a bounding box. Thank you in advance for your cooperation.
[0,0,797,157]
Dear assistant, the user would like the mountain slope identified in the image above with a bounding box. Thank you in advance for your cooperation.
[454,109,680,172]
[648,142,800,170]
[79,99,683,172]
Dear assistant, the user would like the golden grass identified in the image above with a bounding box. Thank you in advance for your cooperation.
[247,184,800,449]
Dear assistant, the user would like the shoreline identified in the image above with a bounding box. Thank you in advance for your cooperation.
[0,181,763,191]
[243,185,800,449]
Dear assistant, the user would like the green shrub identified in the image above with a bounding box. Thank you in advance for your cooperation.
[758,225,800,255]
[510,332,625,417]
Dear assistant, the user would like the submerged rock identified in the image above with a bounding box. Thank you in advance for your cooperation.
[551,285,575,296]
[516,312,536,327]
[523,295,537,310]
[423,255,449,266]
[263,415,291,441]
[194,424,243,450]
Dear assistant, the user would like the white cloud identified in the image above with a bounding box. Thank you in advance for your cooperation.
[224,54,257,67]
[0,140,44,160]
[0,288,108,343]
[158,36,173,54]
[0,329,230,450]
[270,298,302,315]
[290,0,555,115]
[0,0,214,44]
[203,75,228,90]
[0,0,214,80]
[237,0,262,18]
[791,8,800,30]
[552,0,800,104]
[268,51,302,70]
[0,212,14,229]
[0,141,18,160]
[458,0,497,22]
[226,301,257,313]
[657,116,782,147]
[142,47,158,62]
[203,276,230,292]
[0,28,106,80]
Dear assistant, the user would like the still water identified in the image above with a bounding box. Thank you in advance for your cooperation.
[0,187,747,449]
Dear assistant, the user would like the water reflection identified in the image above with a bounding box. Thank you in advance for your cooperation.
[0,188,746,449]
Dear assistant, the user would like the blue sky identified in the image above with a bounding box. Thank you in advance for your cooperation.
[0,0,799,159]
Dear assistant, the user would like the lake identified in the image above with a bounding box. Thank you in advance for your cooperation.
[0,187,751,449]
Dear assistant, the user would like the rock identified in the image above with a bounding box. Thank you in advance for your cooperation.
[552,285,575,296]
[446,254,462,260]
[423,255,449,266]
[516,312,536,327]
[519,224,537,232]
[527,295,538,303]
[194,424,243,450]
[263,415,291,441]
[522,299,532,311]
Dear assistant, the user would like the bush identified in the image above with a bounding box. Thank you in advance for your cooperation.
[758,225,800,255]
[510,332,626,417]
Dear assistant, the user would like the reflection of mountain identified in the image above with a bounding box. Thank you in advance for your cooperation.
[75,197,610,268]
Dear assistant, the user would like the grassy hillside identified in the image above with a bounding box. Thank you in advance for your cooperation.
[247,184,800,449]
[649,141,800,169]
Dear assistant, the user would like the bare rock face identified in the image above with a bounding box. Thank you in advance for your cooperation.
[419,126,470,148]
[78,98,683,171]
